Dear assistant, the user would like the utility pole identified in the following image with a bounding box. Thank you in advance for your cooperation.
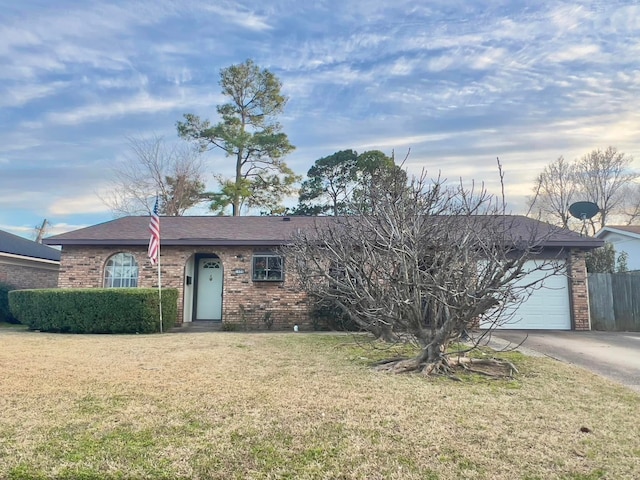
[35,219,48,243]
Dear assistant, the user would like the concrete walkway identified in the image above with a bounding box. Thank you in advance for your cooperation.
[485,330,640,393]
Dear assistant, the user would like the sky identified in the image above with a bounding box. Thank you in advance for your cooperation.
[1,0,639,239]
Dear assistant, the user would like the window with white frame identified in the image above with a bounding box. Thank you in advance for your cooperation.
[104,253,139,288]
[252,254,284,282]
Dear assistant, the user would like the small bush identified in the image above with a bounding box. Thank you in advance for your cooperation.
[221,322,239,332]
[262,311,274,330]
[8,288,178,334]
[310,299,360,331]
[0,281,19,324]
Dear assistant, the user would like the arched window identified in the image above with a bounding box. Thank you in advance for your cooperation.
[104,253,139,288]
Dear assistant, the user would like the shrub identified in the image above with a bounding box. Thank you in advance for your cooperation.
[0,281,19,324]
[586,242,629,273]
[221,322,239,332]
[310,298,360,331]
[8,288,178,334]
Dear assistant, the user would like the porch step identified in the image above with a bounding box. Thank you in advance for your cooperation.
[170,321,223,333]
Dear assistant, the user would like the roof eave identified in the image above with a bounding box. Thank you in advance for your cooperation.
[539,239,604,249]
[43,238,602,249]
[44,239,291,247]
[595,227,640,241]
[0,251,61,264]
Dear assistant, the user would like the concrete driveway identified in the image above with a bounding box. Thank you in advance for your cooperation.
[488,330,640,393]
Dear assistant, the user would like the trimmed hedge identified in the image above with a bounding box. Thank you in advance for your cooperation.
[8,288,178,334]
[0,281,19,324]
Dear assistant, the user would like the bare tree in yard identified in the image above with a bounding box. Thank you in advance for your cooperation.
[102,136,207,216]
[528,156,578,229]
[287,172,564,377]
[620,186,640,225]
[575,147,637,233]
[529,147,637,234]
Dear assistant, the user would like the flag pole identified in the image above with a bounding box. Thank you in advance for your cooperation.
[148,195,163,333]
[157,241,163,334]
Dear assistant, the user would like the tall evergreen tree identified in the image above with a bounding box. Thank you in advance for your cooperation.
[177,59,297,215]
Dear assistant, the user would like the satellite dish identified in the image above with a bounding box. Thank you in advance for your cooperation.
[569,201,599,221]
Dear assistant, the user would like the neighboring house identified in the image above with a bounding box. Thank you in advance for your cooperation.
[44,216,602,330]
[595,226,640,271]
[0,229,60,289]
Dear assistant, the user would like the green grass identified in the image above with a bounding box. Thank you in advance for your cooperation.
[0,321,27,330]
[0,331,638,479]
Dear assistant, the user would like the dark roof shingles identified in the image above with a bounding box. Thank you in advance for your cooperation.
[0,229,61,261]
[43,215,603,249]
[44,216,331,246]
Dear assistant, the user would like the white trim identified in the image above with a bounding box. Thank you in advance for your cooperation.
[0,252,60,270]
[595,227,640,241]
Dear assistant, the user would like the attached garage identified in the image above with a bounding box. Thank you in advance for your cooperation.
[497,260,572,330]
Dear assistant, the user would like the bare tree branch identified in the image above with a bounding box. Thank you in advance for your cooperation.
[575,146,637,233]
[99,135,208,217]
[287,170,565,376]
[527,156,579,229]
[528,148,637,233]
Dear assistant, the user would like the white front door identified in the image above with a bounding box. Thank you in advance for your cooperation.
[196,258,223,320]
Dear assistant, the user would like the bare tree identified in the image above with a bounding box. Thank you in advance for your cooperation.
[575,147,637,233]
[621,184,640,225]
[101,136,208,216]
[528,147,637,234]
[287,172,563,376]
[527,156,579,229]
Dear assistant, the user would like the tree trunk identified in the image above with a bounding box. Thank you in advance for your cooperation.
[233,149,243,216]
[370,322,398,343]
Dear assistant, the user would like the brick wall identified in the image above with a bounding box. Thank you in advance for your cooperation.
[218,248,310,329]
[56,244,595,331]
[58,245,311,328]
[0,259,59,290]
[568,249,591,330]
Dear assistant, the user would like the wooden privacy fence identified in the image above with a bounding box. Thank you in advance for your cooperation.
[588,272,640,331]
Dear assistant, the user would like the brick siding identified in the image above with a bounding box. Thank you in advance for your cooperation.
[0,260,59,290]
[57,244,594,331]
[58,245,310,329]
[568,249,591,330]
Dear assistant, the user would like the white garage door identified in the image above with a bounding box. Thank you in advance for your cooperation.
[495,260,571,330]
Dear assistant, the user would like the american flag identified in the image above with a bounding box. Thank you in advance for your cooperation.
[148,197,160,265]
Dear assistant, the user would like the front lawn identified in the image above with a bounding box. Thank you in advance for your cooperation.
[0,330,638,479]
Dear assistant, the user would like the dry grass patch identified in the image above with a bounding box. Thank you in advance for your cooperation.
[0,330,638,479]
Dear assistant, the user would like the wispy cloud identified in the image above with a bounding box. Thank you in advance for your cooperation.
[0,82,69,108]
[21,89,217,128]
[202,4,273,31]
[1,0,639,236]
[48,194,110,216]
[547,44,601,63]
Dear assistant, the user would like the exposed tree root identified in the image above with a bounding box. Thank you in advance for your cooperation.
[374,357,422,374]
[374,355,518,378]
[453,356,519,377]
